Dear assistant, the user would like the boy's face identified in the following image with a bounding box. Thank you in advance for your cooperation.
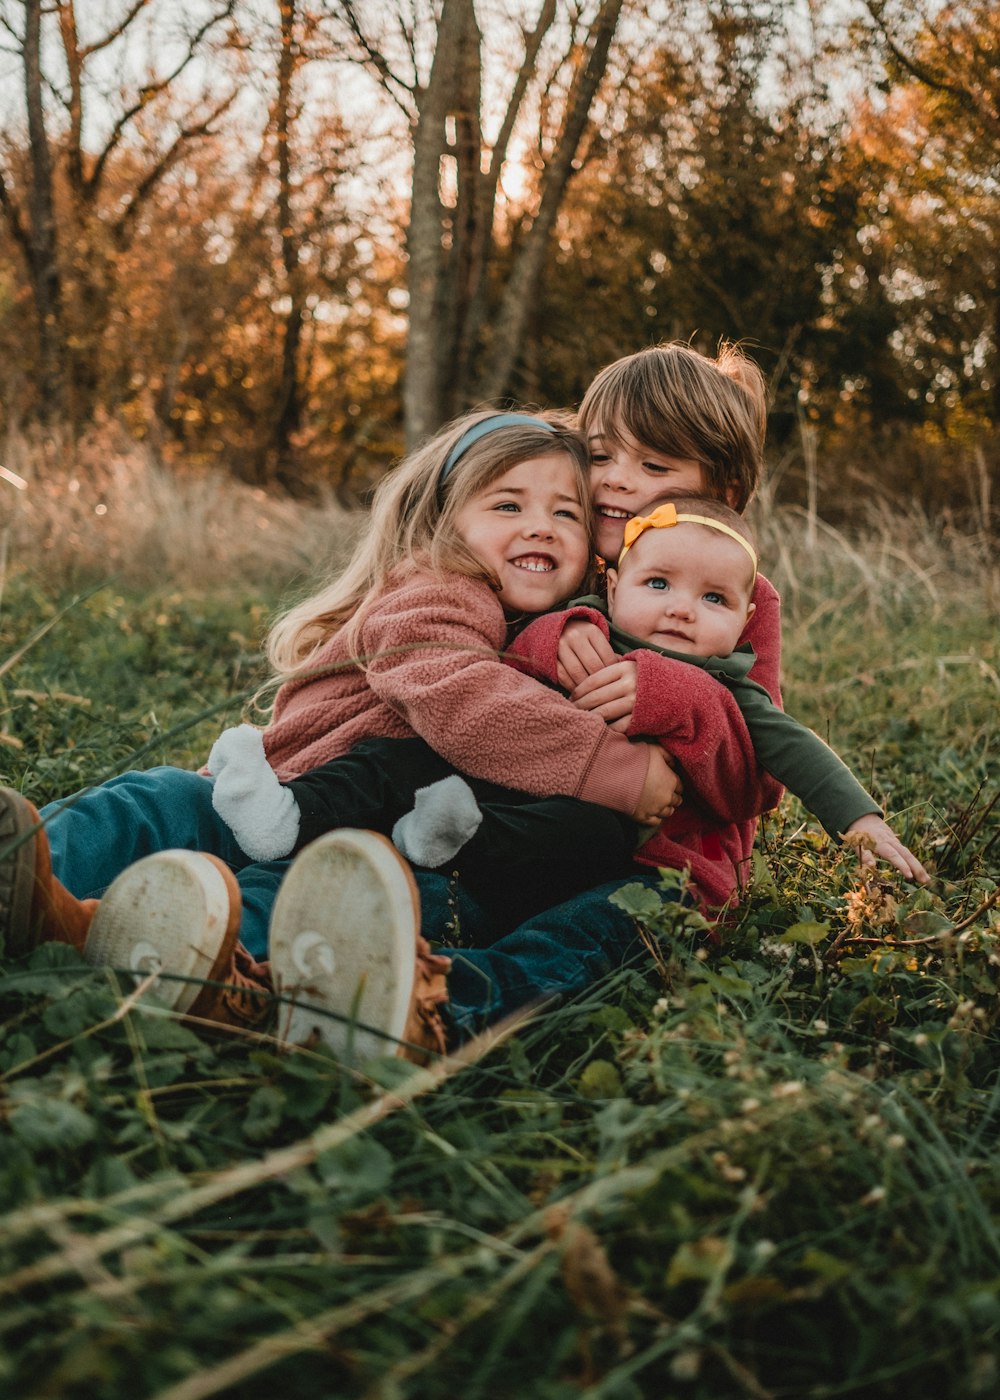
[587,425,710,561]
[606,525,756,658]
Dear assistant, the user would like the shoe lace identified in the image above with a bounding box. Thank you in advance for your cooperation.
[220,945,274,1027]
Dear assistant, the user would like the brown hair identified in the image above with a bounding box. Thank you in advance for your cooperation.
[579,341,767,512]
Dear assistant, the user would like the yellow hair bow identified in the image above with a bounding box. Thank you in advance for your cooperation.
[618,502,758,585]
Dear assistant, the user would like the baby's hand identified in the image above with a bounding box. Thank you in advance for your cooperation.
[633,745,683,827]
[843,813,930,884]
[556,620,617,689]
[570,659,638,732]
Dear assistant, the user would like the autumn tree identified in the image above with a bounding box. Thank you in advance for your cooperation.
[0,0,241,427]
[327,0,627,446]
[858,0,1000,419]
[525,2,872,432]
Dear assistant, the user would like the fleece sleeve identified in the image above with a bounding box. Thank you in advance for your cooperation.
[625,649,783,824]
[513,606,784,823]
[505,606,609,684]
[357,578,649,815]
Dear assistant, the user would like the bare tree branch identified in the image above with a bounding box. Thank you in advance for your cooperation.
[478,0,625,400]
[73,0,151,61]
[86,0,238,199]
[110,88,240,249]
[486,0,557,188]
[864,1,1000,135]
[332,0,416,118]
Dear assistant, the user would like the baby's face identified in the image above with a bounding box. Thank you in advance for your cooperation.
[587,424,709,562]
[606,525,756,658]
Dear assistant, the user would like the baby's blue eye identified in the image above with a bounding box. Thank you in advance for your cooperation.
[645,577,668,590]
[703,591,726,605]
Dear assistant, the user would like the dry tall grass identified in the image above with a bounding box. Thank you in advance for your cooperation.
[2,419,997,629]
[1,421,362,596]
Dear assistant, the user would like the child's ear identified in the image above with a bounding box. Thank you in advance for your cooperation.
[605,568,619,608]
[744,600,756,625]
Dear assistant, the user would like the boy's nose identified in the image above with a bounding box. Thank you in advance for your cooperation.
[599,461,629,490]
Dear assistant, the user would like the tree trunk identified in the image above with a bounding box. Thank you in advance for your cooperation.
[477,0,624,402]
[23,0,66,421]
[269,0,307,491]
[404,0,473,446]
[401,0,623,443]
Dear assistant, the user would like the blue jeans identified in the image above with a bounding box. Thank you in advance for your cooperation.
[413,868,671,1040]
[42,768,670,1039]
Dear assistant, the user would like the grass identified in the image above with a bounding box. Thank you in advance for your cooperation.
[0,458,998,1399]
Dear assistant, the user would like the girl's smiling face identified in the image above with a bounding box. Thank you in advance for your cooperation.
[454,453,591,616]
[588,425,709,561]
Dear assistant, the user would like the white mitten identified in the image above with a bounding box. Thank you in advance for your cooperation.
[207,724,301,861]
[392,775,483,868]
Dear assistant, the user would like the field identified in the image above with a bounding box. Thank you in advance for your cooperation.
[1,452,998,1399]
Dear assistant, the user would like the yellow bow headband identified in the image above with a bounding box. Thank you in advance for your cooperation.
[617,502,758,584]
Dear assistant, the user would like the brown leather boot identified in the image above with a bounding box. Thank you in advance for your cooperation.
[0,787,98,956]
[186,942,275,1031]
[403,935,453,1064]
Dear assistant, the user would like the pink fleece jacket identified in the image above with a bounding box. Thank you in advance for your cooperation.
[262,567,651,815]
[506,574,785,912]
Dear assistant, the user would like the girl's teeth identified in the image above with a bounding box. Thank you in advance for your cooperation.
[515,557,553,572]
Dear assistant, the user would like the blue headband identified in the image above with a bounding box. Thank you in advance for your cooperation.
[438,413,557,488]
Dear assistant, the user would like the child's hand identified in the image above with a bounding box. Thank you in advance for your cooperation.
[570,660,638,731]
[557,620,618,689]
[843,813,930,884]
[633,745,683,826]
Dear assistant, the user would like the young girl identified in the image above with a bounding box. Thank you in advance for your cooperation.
[2,409,695,1056]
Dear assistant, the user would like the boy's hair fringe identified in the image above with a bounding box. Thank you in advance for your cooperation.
[578,340,767,512]
[266,408,591,678]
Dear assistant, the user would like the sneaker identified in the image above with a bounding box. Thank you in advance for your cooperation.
[0,787,98,956]
[85,850,270,1026]
[267,829,452,1064]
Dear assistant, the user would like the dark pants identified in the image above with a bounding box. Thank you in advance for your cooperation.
[288,737,641,926]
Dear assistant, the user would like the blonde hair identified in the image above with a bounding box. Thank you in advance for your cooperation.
[266,409,591,678]
[579,341,767,512]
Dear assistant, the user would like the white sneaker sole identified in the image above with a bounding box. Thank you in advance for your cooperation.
[267,829,420,1060]
[85,851,238,1013]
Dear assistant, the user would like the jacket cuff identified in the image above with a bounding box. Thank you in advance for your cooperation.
[576,733,649,815]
